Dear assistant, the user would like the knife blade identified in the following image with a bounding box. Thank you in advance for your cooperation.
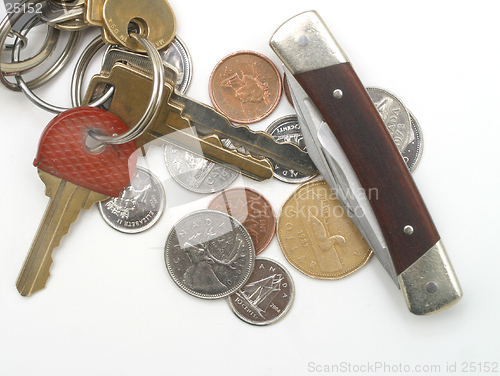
[270,11,462,315]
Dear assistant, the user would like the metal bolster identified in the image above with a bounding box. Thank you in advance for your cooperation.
[398,240,462,315]
[269,10,348,75]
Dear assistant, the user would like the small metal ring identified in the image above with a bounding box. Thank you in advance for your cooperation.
[88,33,165,145]
[1,18,60,76]
[0,0,45,86]
[70,34,114,108]
[22,29,81,90]
[5,29,28,50]
[11,29,82,113]
[0,0,81,92]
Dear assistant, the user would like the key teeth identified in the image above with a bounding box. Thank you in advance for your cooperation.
[16,173,109,297]
[174,104,274,176]
[204,134,270,165]
[171,92,318,175]
[202,135,274,181]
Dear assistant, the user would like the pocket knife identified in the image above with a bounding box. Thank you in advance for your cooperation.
[270,11,462,315]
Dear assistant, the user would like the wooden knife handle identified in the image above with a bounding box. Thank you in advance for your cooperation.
[294,63,439,275]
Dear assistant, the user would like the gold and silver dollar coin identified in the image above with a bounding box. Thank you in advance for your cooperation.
[277,180,372,279]
[227,258,294,326]
[98,167,165,233]
[165,210,255,299]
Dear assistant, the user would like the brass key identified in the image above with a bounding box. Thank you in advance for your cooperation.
[84,0,176,52]
[84,63,273,181]
[17,107,137,296]
[83,60,318,179]
[84,0,105,26]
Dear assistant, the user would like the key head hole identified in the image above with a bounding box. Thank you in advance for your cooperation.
[128,18,149,38]
[85,130,108,154]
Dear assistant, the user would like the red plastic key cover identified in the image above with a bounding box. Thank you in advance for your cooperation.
[34,107,137,197]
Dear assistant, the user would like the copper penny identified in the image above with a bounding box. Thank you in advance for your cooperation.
[207,187,276,254]
[209,51,282,124]
[282,72,294,108]
[277,180,372,279]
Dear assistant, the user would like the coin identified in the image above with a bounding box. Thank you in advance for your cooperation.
[366,87,423,172]
[282,72,294,107]
[227,258,295,326]
[98,167,165,233]
[209,51,282,124]
[207,187,276,255]
[165,210,255,299]
[366,87,412,153]
[402,111,423,172]
[160,36,192,94]
[277,180,372,279]
[164,144,239,194]
[265,115,317,184]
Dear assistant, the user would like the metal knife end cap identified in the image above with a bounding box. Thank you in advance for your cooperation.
[269,10,349,75]
[398,240,462,315]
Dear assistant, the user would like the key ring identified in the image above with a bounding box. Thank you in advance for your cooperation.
[0,0,82,92]
[0,0,44,86]
[87,33,165,145]
[10,25,82,112]
[4,29,28,50]
[72,35,193,106]
[1,19,60,76]
[71,34,114,108]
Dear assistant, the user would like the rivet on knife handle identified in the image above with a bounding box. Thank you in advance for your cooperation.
[270,10,462,315]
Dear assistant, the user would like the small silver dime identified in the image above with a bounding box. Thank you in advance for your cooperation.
[160,36,192,94]
[366,87,412,153]
[227,258,295,325]
[367,87,423,172]
[265,115,317,184]
[165,210,255,299]
[402,111,423,173]
[98,167,165,233]
[164,144,239,194]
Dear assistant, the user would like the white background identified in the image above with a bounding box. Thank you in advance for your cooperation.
[1,1,499,375]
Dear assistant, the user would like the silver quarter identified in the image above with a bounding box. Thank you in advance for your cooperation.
[366,87,412,153]
[227,257,295,325]
[98,167,165,233]
[165,210,255,299]
[164,144,239,194]
[265,115,317,183]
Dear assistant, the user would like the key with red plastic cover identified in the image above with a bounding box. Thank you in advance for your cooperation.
[16,107,137,296]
